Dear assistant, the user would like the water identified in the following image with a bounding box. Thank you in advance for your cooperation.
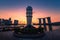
[0,25,60,40]
[33,25,60,31]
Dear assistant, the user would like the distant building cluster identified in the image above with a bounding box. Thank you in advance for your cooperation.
[0,18,18,25]
[0,18,12,25]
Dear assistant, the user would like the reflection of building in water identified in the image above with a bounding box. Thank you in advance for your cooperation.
[0,18,12,25]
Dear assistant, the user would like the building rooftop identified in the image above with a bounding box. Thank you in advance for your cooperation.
[26,6,32,10]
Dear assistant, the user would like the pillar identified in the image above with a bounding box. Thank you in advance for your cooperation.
[47,17,52,31]
[38,18,42,28]
[43,18,47,31]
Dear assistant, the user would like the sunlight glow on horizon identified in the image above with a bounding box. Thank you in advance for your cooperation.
[0,7,60,24]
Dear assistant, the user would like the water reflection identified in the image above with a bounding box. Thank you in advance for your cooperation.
[0,25,60,40]
[33,25,60,31]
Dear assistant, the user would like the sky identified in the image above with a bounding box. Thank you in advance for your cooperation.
[0,0,60,24]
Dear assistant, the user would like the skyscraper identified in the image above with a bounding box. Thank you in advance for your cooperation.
[26,6,33,25]
[14,20,18,25]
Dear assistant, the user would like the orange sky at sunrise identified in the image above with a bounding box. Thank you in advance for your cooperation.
[0,7,60,24]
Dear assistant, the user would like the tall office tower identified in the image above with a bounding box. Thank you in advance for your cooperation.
[47,17,52,31]
[26,6,33,25]
[14,20,18,25]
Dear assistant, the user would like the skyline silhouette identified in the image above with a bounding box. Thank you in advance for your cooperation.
[0,0,60,24]
[0,0,60,40]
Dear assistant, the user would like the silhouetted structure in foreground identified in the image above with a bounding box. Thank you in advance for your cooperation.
[14,6,45,38]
